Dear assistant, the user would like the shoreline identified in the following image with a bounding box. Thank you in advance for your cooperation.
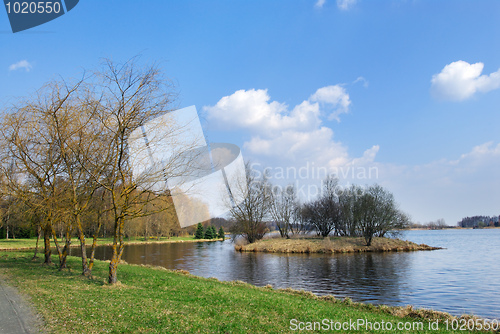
[409,226,500,230]
[0,252,487,333]
[236,236,442,254]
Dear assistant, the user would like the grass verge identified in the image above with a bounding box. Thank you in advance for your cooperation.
[0,236,221,251]
[236,236,442,253]
[0,252,490,333]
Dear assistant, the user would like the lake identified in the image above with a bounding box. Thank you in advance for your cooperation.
[74,229,500,319]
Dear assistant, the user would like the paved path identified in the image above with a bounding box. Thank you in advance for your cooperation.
[0,276,43,334]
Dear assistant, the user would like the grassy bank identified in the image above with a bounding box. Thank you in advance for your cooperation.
[236,236,441,254]
[0,236,222,251]
[0,252,488,333]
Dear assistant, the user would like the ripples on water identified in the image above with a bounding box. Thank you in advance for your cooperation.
[73,229,500,319]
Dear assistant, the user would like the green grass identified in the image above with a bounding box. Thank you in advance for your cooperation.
[0,236,218,250]
[0,238,42,250]
[0,252,488,333]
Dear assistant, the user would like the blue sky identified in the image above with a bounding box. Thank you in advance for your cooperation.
[2,0,500,224]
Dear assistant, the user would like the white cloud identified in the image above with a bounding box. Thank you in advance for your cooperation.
[204,86,375,183]
[350,145,379,166]
[8,60,32,72]
[431,60,500,101]
[204,87,340,136]
[204,86,350,135]
[203,85,350,132]
[337,0,357,11]
[310,85,351,121]
[244,127,351,166]
[353,76,369,88]
[315,0,326,8]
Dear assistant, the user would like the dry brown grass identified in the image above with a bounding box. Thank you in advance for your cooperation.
[237,236,441,253]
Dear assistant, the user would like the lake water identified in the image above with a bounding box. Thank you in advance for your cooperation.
[75,229,500,319]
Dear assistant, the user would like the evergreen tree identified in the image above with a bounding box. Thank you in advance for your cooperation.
[195,223,204,239]
[204,225,214,239]
[210,226,217,239]
[218,226,225,240]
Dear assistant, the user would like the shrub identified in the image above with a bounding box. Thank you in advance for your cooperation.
[204,226,214,239]
[194,223,204,239]
[218,227,225,240]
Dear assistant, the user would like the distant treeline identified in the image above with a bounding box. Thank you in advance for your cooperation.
[457,215,500,228]
[409,218,449,230]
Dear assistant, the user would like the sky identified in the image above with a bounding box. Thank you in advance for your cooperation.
[2,0,500,225]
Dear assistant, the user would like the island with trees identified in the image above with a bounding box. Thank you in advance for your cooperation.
[227,166,440,253]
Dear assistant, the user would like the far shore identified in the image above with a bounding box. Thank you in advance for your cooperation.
[409,226,500,230]
[0,236,224,251]
[236,236,442,254]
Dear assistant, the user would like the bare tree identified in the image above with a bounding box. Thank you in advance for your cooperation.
[270,184,298,238]
[227,163,271,243]
[301,176,341,237]
[353,184,409,246]
[301,197,339,237]
[46,80,106,274]
[85,58,194,284]
[0,57,200,284]
[0,81,82,265]
[337,184,362,237]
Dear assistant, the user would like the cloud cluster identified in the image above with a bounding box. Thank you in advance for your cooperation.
[204,85,350,134]
[204,86,376,172]
[431,60,500,101]
[310,85,351,121]
[204,89,320,136]
[8,60,32,72]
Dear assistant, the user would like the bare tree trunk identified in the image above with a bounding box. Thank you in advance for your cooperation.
[59,227,72,270]
[51,226,63,264]
[77,233,90,276]
[43,225,52,265]
[74,213,91,276]
[59,238,70,269]
[5,208,10,240]
[108,217,125,284]
[88,218,102,272]
[32,225,41,261]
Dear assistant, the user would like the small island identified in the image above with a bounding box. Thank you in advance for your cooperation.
[236,237,441,254]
